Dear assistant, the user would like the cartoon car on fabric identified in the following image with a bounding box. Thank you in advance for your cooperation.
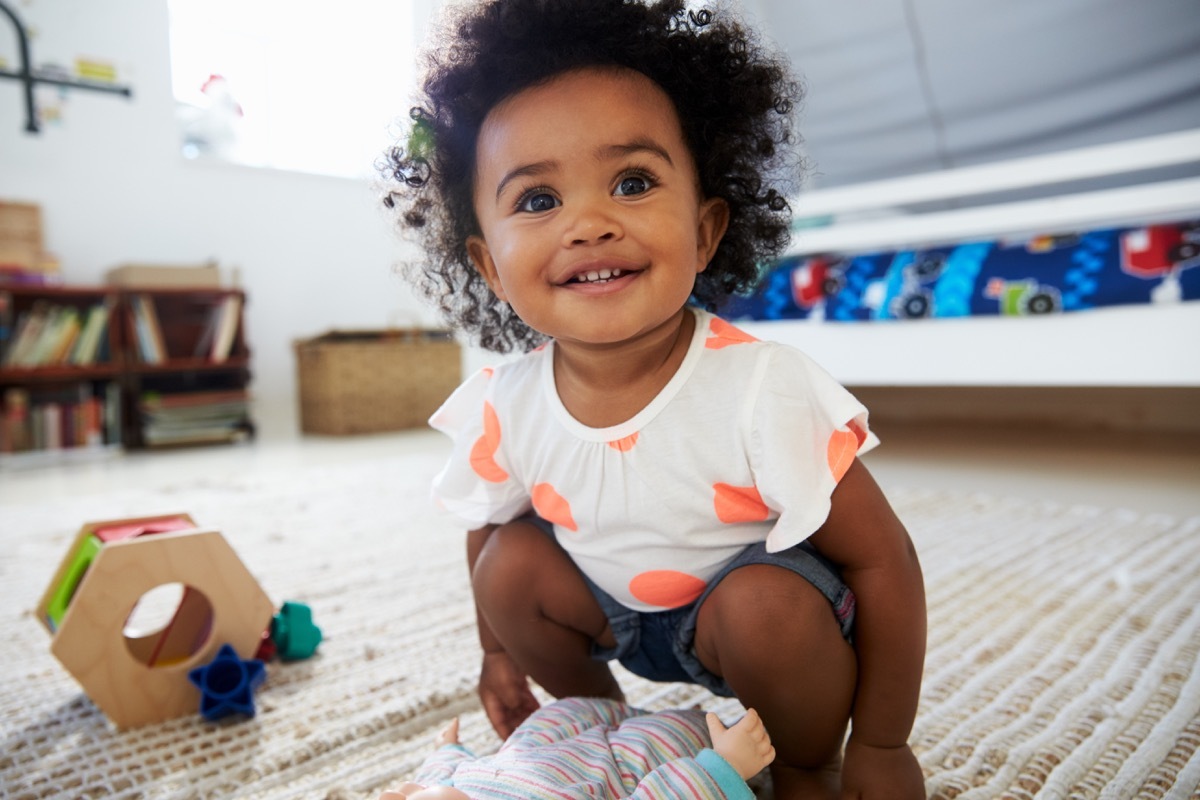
[1120,223,1200,278]
[789,256,845,309]
[984,278,1062,315]
[889,253,946,319]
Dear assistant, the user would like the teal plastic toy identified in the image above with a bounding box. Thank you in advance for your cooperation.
[271,601,322,661]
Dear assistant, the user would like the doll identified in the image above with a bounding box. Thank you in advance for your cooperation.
[379,697,774,800]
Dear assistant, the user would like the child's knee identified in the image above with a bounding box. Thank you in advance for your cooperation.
[471,521,550,601]
[699,564,842,653]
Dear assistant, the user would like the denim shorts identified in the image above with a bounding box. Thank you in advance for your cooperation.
[526,518,856,698]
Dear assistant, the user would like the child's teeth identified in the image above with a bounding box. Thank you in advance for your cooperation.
[576,268,624,283]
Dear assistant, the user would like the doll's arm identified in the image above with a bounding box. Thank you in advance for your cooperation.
[806,460,926,799]
[625,752,756,800]
[616,711,771,800]
[405,719,476,788]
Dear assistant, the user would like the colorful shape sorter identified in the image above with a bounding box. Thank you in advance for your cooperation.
[35,513,275,729]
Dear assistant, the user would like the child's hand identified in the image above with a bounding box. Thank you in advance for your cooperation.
[436,717,460,747]
[479,651,540,738]
[841,739,925,799]
[706,709,775,780]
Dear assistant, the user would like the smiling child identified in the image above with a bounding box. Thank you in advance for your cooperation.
[381,2,927,798]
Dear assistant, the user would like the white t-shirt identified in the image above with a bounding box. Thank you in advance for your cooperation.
[429,309,878,612]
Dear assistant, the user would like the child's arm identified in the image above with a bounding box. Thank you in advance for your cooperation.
[467,525,541,738]
[806,459,926,798]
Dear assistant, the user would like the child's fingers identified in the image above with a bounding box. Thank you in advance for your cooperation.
[705,711,728,739]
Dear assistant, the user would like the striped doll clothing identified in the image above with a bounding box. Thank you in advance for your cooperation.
[411,697,754,799]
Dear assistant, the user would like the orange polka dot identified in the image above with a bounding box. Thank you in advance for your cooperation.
[629,570,707,609]
[713,483,770,523]
[481,366,495,377]
[705,317,758,349]
[608,433,639,451]
[827,426,859,483]
[470,402,509,483]
[532,483,577,532]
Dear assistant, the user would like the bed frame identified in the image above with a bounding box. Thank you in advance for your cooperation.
[739,128,1200,389]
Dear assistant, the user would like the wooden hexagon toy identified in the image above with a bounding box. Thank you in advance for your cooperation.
[36,514,275,729]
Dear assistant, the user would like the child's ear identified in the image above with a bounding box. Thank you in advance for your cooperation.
[695,197,730,273]
[467,234,508,302]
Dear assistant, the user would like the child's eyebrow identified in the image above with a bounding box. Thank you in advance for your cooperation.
[598,138,674,167]
[495,159,558,201]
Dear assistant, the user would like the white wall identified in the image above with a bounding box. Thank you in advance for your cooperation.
[0,0,440,436]
[4,0,1196,442]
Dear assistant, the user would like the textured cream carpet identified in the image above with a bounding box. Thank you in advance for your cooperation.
[2,451,1198,799]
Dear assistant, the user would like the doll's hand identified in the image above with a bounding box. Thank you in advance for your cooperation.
[435,717,460,747]
[479,651,540,739]
[706,709,775,780]
[841,738,925,800]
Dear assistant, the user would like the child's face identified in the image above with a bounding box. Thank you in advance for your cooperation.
[467,67,728,349]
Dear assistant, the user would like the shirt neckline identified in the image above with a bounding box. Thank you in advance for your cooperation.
[541,308,711,442]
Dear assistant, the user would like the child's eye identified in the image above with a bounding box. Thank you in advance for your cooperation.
[615,174,652,197]
[516,191,560,213]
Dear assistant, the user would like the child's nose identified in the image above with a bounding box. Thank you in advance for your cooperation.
[564,199,623,246]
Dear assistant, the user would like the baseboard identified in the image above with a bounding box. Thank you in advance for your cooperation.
[848,386,1200,435]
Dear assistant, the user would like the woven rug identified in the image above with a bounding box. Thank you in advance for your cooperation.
[2,449,1198,799]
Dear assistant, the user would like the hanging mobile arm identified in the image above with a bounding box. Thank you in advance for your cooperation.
[0,0,132,133]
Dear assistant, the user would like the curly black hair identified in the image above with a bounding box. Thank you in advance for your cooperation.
[380,0,801,353]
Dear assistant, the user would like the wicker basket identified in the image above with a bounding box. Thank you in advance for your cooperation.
[295,329,461,435]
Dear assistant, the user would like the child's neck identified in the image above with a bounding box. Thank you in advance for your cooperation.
[552,308,696,429]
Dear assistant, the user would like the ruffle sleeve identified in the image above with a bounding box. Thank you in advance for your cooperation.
[428,368,532,529]
[751,346,879,553]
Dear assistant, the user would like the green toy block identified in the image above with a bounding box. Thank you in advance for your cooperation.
[44,534,103,631]
[271,601,322,661]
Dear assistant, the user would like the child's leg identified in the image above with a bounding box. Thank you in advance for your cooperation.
[472,520,624,700]
[693,564,856,800]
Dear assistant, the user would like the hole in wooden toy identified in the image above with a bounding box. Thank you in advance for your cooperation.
[123,582,215,668]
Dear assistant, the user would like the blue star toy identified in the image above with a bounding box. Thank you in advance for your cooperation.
[188,643,266,721]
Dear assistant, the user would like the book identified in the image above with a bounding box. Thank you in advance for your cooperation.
[105,261,220,288]
[209,294,241,363]
[45,307,82,365]
[4,301,49,366]
[26,305,67,365]
[138,387,251,447]
[69,300,112,366]
[132,294,167,363]
[1,388,31,452]
[104,381,122,446]
[0,290,11,361]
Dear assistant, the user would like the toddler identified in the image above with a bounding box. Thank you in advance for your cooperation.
[381,2,926,797]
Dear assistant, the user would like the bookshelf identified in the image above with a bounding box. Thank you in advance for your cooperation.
[0,285,254,461]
